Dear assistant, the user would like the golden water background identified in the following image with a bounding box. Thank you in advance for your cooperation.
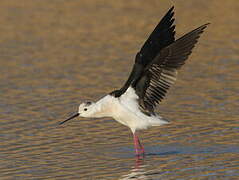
[0,0,238,179]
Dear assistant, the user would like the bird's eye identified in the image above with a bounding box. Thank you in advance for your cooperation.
[84,108,87,111]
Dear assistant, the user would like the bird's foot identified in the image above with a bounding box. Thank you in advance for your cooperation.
[135,149,145,156]
[135,143,145,155]
[133,133,145,156]
[135,142,145,156]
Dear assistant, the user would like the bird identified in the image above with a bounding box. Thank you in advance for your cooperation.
[60,6,209,156]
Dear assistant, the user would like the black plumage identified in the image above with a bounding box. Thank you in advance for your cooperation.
[111,6,176,97]
[110,6,209,114]
[136,24,209,114]
[136,6,176,66]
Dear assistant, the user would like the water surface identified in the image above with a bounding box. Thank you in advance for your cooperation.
[0,0,238,179]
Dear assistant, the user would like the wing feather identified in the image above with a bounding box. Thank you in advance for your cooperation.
[136,23,209,113]
[110,7,176,97]
[136,6,175,65]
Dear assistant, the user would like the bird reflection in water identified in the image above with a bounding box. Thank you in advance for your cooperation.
[121,158,149,180]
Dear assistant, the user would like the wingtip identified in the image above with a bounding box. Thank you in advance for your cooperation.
[169,6,174,11]
[194,23,210,33]
[199,23,210,32]
[168,6,175,15]
[203,23,210,27]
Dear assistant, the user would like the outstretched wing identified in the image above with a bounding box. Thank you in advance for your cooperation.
[136,6,175,66]
[111,7,176,97]
[135,24,209,113]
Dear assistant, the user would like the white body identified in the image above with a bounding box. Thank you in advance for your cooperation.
[80,87,169,133]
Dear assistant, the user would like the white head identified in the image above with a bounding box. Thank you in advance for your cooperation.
[59,95,113,125]
[59,101,95,125]
[78,101,95,117]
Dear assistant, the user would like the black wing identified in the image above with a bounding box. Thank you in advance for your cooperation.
[111,7,176,97]
[136,6,175,66]
[135,24,209,113]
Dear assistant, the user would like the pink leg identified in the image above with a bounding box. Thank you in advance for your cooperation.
[133,133,145,155]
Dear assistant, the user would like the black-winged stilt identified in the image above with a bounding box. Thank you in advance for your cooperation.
[60,6,209,156]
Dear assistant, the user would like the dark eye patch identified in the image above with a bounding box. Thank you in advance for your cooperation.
[86,101,92,105]
[84,108,87,111]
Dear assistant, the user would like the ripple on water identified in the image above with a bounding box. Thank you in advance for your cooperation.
[0,0,239,179]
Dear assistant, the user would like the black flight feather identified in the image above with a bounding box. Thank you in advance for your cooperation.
[111,6,176,97]
[135,23,209,114]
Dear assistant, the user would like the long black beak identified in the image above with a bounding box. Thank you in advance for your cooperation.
[59,113,79,125]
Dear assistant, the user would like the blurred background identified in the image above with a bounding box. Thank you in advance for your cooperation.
[0,0,238,179]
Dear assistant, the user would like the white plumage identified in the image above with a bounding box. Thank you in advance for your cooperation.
[60,6,208,156]
[79,87,169,133]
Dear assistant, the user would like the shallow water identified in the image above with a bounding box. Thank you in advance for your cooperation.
[0,0,239,179]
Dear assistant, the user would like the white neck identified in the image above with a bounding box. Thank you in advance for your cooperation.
[89,95,114,118]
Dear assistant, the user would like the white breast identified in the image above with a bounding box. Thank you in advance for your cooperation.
[95,87,168,133]
[107,87,168,133]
